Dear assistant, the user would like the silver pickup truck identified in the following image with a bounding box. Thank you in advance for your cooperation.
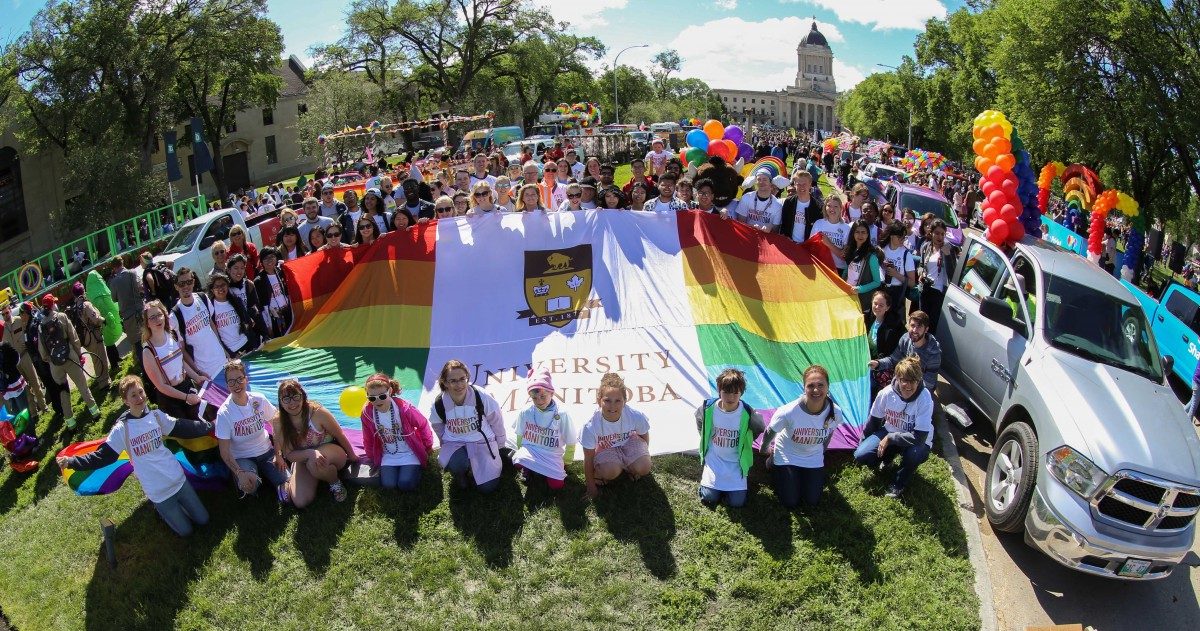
[938,231,1200,579]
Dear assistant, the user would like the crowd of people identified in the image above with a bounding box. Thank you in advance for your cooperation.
[0,131,959,537]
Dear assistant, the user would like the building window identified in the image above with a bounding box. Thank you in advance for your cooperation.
[224,120,237,134]
[298,103,308,116]
[184,123,193,141]
[0,147,29,243]
[265,135,278,165]
[186,154,202,185]
[262,108,274,126]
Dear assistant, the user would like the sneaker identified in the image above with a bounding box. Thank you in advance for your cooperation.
[885,485,904,498]
[330,482,347,503]
[64,416,76,429]
[88,405,101,417]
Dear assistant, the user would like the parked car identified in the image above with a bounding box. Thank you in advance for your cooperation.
[1125,280,1200,386]
[502,138,556,166]
[155,208,281,286]
[862,162,908,182]
[627,131,654,154]
[886,182,963,246]
[939,232,1200,579]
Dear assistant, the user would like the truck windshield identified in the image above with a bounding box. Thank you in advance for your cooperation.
[1044,274,1164,382]
[161,223,203,256]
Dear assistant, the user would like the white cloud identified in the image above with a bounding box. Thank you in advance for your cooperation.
[714,0,738,9]
[833,60,868,90]
[653,17,846,91]
[529,0,629,28]
[785,0,948,31]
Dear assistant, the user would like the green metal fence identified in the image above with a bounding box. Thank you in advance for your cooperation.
[1,195,207,305]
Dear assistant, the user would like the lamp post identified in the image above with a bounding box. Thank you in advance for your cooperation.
[613,44,649,125]
[876,63,912,149]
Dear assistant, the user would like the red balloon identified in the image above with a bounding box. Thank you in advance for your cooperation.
[986,165,1006,185]
[981,181,997,197]
[988,218,1010,244]
[1008,221,1025,242]
[706,142,721,157]
[982,207,999,226]
[1001,179,1018,199]
[1000,204,1019,221]
[988,190,1007,208]
[720,139,738,162]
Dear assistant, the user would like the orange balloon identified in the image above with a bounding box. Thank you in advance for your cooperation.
[703,119,725,141]
[972,138,988,156]
[981,141,1001,161]
[992,138,1011,156]
[975,156,994,174]
[722,139,737,161]
[996,153,1016,171]
[972,125,983,140]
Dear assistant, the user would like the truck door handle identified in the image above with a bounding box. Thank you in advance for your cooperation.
[1157,315,1164,322]
[948,305,965,317]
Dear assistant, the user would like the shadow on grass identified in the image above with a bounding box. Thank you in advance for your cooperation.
[229,492,290,580]
[389,466,445,548]
[0,412,68,516]
[729,459,796,560]
[84,493,232,631]
[593,472,678,580]
[520,473,590,533]
[293,486,355,574]
[798,478,881,584]
[447,470,526,568]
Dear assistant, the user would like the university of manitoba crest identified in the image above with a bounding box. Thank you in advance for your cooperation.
[517,244,599,327]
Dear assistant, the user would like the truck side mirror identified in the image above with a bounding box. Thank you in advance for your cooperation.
[979,296,1027,337]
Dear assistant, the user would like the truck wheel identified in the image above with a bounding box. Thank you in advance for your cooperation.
[985,421,1039,533]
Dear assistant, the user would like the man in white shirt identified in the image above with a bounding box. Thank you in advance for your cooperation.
[732,170,784,232]
[169,267,227,380]
[565,149,585,179]
[642,172,688,212]
[468,153,496,189]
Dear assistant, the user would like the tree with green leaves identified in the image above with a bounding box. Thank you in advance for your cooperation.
[595,66,655,124]
[489,28,604,129]
[650,49,682,99]
[297,71,387,164]
[172,0,284,202]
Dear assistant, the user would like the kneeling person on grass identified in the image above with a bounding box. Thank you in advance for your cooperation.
[582,372,651,499]
[695,368,765,508]
[762,365,844,508]
[360,372,434,492]
[853,356,935,498]
[56,375,214,537]
[512,369,577,491]
[430,359,506,494]
[215,359,288,501]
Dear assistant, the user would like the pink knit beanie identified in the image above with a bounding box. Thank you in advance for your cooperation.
[526,368,554,393]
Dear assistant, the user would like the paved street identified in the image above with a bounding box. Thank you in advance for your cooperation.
[938,378,1200,630]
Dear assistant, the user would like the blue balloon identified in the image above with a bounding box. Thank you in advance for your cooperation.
[686,129,709,151]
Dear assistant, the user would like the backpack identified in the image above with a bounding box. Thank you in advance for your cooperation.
[149,264,178,304]
[433,385,495,459]
[40,314,71,366]
[65,300,99,347]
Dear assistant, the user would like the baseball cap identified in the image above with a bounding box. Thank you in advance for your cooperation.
[40,294,57,307]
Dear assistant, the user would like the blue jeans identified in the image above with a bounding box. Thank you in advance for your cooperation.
[153,482,209,537]
[854,429,932,491]
[699,485,748,508]
[770,464,825,508]
[380,464,422,491]
[235,449,289,493]
[1186,378,1200,421]
[446,447,499,494]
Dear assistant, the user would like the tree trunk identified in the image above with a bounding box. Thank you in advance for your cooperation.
[210,134,230,203]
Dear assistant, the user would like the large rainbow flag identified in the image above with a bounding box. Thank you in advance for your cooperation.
[57,434,228,495]
[243,210,869,456]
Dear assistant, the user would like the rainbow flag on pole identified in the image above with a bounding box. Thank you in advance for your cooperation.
[247,210,869,456]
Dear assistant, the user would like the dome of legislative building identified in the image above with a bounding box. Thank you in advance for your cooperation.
[799,21,829,48]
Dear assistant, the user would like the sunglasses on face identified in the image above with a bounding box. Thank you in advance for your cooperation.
[212,250,226,256]
[545,168,557,173]
[474,191,490,197]
[175,279,194,287]
[327,231,341,238]
[359,224,373,230]
[568,193,581,198]
[366,393,389,403]
[436,207,452,213]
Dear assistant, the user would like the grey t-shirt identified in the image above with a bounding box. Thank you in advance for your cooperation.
[108,268,145,318]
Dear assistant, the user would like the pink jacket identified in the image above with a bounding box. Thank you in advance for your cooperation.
[360,396,434,468]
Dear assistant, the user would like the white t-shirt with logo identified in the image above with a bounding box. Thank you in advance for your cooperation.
[733,192,783,227]
[469,173,497,190]
[580,406,650,453]
[104,410,185,503]
[372,399,420,467]
[512,401,577,480]
[925,247,948,291]
[768,398,844,468]
[266,274,288,312]
[647,198,676,213]
[790,199,811,241]
[215,392,277,460]
[812,219,851,270]
[175,297,227,378]
[701,404,748,491]
[882,244,916,287]
[437,389,499,445]
[870,385,935,447]
[211,299,248,353]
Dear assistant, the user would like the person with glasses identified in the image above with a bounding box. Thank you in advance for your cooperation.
[298,196,333,246]
[275,209,299,250]
[216,359,288,500]
[430,359,506,493]
[468,181,500,215]
[494,176,516,212]
[140,300,207,420]
[558,183,585,212]
[516,184,544,212]
[169,267,229,382]
[209,240,229,279]
[537,160,567,209]
[519,161,540,188]
[320,225,346,249]
[694,178,719,214]
[206,272,259,358]
[626,181,650,211]
[226,225,258,280]
[354,215,382,245]
[359,372,434,492]
[317,184,346,218]
[430,196,456,222]
[451,192,470,217]
[272,379,356,505]
[854,355,935,498]
[254,248,292,338]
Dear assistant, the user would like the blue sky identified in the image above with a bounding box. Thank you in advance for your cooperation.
[4,0,965,91]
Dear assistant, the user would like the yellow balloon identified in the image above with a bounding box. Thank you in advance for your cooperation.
[740,164,754,177]
[339,386,368,418]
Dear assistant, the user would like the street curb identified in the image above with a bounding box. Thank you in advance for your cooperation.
[937,417,997,631]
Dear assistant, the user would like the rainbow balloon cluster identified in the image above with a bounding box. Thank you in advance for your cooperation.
[822,137,839,154]
[553,102,602,129]
[680,119,751,167]
[1009,132,1043,238]
[972,110,1024,246]
[898,149,946,172]
[687,117,701,126]
[1036,162,1065,214]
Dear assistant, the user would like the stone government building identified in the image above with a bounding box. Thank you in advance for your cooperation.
[714,21,841,132]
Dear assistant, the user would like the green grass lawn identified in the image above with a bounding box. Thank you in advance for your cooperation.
[0,357,979,631]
